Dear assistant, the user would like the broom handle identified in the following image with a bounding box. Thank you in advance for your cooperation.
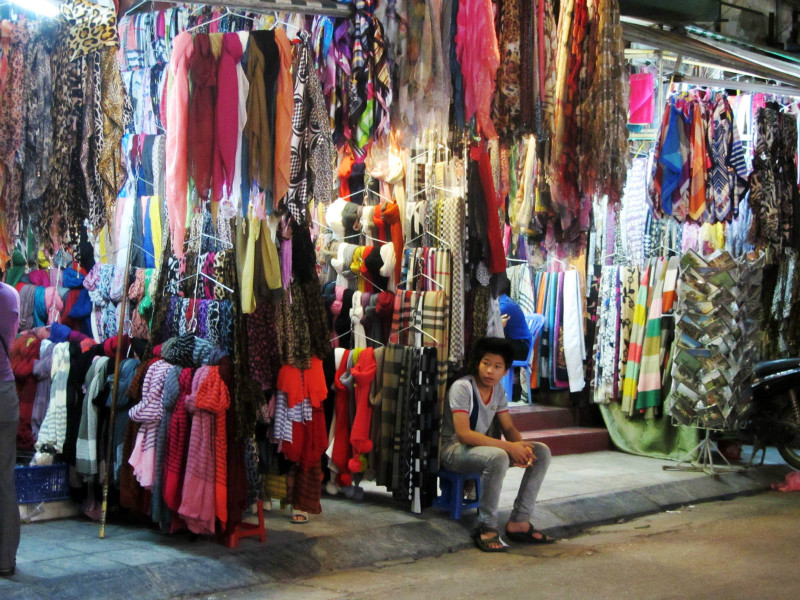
[99,227,134,539]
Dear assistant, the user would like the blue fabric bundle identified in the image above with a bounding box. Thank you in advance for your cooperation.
[62,268,85,289]
[69,289,93,320]
[49,323,72,344]
[33,286,48,327]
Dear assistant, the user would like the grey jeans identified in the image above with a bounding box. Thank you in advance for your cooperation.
[441,441,551,529]
[0,380,20,571]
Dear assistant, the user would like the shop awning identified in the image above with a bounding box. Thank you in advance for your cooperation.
[622,19,800,90]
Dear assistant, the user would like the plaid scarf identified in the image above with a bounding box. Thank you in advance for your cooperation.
[378,343,404,487]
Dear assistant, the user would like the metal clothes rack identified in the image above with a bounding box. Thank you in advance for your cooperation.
[124,0,354,18]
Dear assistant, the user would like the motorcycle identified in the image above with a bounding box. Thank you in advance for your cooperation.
[746,358,800,470]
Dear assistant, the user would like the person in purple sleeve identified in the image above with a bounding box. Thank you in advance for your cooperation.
[0,278,20,577]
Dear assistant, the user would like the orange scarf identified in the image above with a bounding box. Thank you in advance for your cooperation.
[195,366,230,527]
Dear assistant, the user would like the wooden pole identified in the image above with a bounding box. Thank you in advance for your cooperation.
[99,228,135,539]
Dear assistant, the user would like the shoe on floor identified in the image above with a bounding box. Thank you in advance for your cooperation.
[0,564,15,577]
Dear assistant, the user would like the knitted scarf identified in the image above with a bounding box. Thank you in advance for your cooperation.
[34,342,70,454]
[75,356,110,478]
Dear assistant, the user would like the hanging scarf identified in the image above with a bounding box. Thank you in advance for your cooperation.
[212,33,243,203]
[455,0,499,139]
[273,28,294,209]
[194,365,230,527]
[165,32,194,257]
[244,32,273,197]
[187,34,217,200]
[284,34,312,223]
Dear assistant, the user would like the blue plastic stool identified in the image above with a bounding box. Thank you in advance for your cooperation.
[433,470,481,520]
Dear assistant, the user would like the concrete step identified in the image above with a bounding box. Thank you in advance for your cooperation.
[520,427,611,456]
[509,404,574,431]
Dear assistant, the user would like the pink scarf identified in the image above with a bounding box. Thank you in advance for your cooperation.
[212,33,243,202]
[165,32,194,258]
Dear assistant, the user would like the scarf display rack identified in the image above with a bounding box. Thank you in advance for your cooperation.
[4,0,800,543]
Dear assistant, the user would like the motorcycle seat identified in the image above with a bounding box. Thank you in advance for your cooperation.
[754,358,800,378]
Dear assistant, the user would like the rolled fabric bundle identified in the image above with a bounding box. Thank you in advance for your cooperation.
[18,284,36,331]
[62,268,85,289]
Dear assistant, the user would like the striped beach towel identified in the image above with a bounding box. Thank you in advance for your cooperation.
[621,264,652,415]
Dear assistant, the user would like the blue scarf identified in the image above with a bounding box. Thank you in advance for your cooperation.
[33,286,47,327]
[49,323,71,344]
[62,268,85,289]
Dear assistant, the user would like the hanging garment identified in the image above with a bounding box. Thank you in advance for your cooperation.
[455,0,499,138]
[165,32,194,257]
[75,356,110,478]
[562,269,585,393]
[128,360,173,489]
[212,33,243,203]
[620,264,652,415]
[273,28,294,208]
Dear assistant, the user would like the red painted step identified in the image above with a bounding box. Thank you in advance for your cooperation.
[509,404,573,431]
[519,427,610,456]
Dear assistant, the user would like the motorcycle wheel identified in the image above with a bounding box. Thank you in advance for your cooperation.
[777,390,800,471]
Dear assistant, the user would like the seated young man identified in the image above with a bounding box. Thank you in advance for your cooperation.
[440,337,555,552]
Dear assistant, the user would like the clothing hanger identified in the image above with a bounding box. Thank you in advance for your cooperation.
[202,232,233,249]
[360,333,385,348]
[132,244,157,262]
[393,311,439,346]
[124,0,153,17]
[176,270,234,294]
[361,232,386,245]
[367,188,393,204]
[186,8,252,33]
[405,229,451,249]
[312,219,334,233]
[397,270,444,291]
[547,257,577,272]
[336,189,366,202]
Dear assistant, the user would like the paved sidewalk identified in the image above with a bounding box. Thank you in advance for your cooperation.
[1,448,791,600]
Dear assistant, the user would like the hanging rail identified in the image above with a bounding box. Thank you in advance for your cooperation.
[124,0,354,18]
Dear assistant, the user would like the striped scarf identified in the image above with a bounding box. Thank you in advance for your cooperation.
[151,365,183,526]
[75,356,110,478]
[636,258,667,413]
[128,360,173,489]
[164,368,193,514]
[620,264,652,415]
[195,366,231,527]
[35,342,71,454]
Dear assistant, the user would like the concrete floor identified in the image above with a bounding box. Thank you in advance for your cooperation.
[197,491,800,600]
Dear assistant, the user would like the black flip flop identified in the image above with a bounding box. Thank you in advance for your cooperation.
[505,523,556,544]
[472,526,508,553]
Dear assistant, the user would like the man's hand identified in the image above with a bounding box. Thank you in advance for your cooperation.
[501,314,510,328]
[506,441,534,466]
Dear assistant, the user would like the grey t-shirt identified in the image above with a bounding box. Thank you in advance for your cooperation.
[440,375,509,448]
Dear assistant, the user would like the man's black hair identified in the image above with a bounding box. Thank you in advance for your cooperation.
[468,337,515,375]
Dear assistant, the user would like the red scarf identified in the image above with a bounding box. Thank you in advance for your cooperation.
[187,34,217,200]
[195,366,230,527]
[212,33,243,202]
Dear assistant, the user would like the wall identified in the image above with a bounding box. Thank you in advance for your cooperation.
[719,0,796,46]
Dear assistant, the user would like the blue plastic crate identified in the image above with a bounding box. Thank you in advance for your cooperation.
[14,464,70,504]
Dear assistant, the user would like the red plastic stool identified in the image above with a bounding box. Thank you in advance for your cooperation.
[224,499,267,548]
